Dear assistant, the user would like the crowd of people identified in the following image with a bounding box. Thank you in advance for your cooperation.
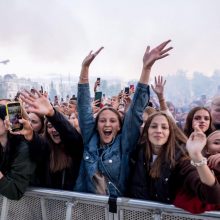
[0,40,220,214]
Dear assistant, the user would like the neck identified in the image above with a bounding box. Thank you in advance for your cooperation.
[152,144,162,155]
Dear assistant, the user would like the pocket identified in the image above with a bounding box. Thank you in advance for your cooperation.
[102,154,121,182]
[83,152,96,163]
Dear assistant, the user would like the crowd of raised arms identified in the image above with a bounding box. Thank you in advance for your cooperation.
[0,40,220,214]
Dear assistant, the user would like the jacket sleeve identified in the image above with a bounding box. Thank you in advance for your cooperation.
[121,83,149,154]
[0,142,36,200]
[178,159,220,204]
[47,109,84,155]
[77,83,96,145]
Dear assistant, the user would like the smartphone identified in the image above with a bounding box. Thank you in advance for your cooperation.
[130,84,134,92]
[124,87,130,95]
[94,91,102,107]
[97,77,101,86]
[6,102,23,131]
[40,85,44,94]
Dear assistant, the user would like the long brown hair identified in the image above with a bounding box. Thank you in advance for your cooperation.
[140,111,188,178]
[184,106,212,137]
[43,118,72,173]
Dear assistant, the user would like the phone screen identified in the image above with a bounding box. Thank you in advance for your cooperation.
[124,87,129,94]
[6,102,23,131]
[97,77,101,86]
[95,91,102,107]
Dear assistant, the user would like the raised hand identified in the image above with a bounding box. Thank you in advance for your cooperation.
[143,40,172,70]
[186,125,207,161]
[151,75,166,98]
[208,153,220,172]
[82,47,104,68]
[20,89,54,117]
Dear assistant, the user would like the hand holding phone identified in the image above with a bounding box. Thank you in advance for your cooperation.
[94,91,102,107]
[6,102,23,131]
[124,87,130,95]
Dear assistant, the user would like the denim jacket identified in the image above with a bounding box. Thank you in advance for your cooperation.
[74,82,149,196]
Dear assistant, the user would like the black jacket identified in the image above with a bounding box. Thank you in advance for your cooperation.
[29,109,83,190]
[128,144,220,204]
[0,135,36,200]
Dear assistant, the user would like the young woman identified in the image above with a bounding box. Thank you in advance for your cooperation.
[129,111,220,205]
[184,106,212,137]
[28,112,45,134]
[174,129,220,213]
[0,104,35,200]
[19,90,84,190]
[74,40,173,196]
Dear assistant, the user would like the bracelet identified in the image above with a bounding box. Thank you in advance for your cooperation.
[190,157,207,167]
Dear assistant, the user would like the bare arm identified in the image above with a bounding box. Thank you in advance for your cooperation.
[186,125,216,186]
[79,47,104,84]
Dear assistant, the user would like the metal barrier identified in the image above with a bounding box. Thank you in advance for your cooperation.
[0,187,219,220]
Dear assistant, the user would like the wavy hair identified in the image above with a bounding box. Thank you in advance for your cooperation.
[139,111,188,178]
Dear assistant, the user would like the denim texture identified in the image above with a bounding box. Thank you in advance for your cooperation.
[74,82,149,196]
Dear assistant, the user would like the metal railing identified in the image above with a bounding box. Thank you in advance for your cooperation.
[0,187,219,220]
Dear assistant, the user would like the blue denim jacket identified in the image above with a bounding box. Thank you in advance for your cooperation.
[74,82,149,196]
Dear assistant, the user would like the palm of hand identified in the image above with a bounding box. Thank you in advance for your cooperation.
[143,48,160,69]
[186,132,207,156]
[153,84,163,95]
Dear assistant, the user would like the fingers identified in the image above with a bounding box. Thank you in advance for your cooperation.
[208,154,220,168]
[193,123,202,133]
[156,40,171,51]
[145,46,150,55]
[94,47,104,56]
[160,46,173,56]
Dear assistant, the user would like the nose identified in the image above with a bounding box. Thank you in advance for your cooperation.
[105,120,110,126]
[155,126,162,132]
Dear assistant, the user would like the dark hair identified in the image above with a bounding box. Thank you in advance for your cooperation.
[29,112,45,134]
[140,111,187,178]
[43,118,72,172]
[95,107,123,129]
[184,106,212,137]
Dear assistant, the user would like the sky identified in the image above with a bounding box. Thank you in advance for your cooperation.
[0,0,220,81]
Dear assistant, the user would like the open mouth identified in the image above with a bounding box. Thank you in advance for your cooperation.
[103,130,112,136]
[52,133,60,138]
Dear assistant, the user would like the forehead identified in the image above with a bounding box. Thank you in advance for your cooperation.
[99,109,118,119]
[29,113,40,120]
[151,115,169,123]
[194,109,210,116]
[208,132,220,142]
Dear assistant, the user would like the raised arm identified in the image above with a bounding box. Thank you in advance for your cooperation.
[186,125,216,186]
[139,40,172,84]
[79,47,104,84]
[122,40,173,153]
[151,75,167,110]
[77,47,104,144]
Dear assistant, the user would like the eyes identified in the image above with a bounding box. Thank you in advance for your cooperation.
[98,118,118,123]
[47,123,54,129]
[193,116,210,121]
[150,124,169,130]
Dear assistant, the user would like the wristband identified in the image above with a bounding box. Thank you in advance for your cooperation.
[190,157,207,167]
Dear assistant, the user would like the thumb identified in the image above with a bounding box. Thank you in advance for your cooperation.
[194,124,202,133]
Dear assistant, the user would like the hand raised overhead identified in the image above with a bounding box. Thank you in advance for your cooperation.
[20,89,54,117]
[143,40,173,70]
[82,47,104,68]
[151,75,166,97]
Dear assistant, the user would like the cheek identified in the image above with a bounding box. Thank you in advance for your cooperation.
[209,144,220,152]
